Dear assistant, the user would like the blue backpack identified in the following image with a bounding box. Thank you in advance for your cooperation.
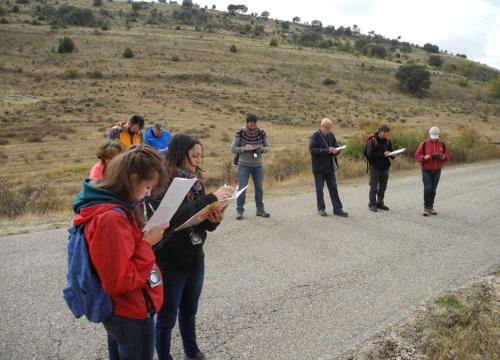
[62,208,126,323]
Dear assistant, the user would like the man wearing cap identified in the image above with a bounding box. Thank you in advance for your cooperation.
[415,127,451,216]
[231,114,271,220]
[309,118,348,217]
[144,121,172,154]
[109,115,145,149]
[366,124,395,212]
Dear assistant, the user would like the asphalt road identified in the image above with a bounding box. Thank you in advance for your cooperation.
[1,162,499,360]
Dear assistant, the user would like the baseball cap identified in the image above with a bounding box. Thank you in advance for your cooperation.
[429,127,440,140]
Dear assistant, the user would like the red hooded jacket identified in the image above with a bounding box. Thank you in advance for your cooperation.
[73,203,163,320]
[415,139,451,170]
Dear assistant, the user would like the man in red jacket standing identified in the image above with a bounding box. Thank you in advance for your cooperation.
[415,127,451,216]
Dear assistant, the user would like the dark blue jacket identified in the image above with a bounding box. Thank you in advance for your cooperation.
[309,129,339,174]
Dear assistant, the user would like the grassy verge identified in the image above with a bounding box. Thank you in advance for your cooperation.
[349,271,500,360]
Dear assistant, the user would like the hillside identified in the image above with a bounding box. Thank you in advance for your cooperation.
[0,0,499,217]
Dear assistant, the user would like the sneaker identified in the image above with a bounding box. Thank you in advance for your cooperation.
[377,203,389,211]
[430,208,437,215]
[236,212,244,220]
[423,208,432,216]
[256,210,270,217]
[318,209,328,217]
[333,209,348,217]
[368,205,378,212]
[185,351,205,360]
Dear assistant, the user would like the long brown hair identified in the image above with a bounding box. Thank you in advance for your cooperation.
[97,145,167,226]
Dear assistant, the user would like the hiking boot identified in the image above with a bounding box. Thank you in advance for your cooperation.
[368,205,378,212]
[236,211,244,220]
[430,208,437,215]
[423,208,432,216]
[318,209,328,217]
[256,210,270,217]
[333,209,348,217]
[185,351,205,360]
[377,203,389,211]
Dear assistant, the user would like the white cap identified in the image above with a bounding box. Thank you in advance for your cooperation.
[429,127,440,140]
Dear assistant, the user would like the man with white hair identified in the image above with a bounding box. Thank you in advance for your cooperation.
[309,118,348,217]
[415,127,451,216]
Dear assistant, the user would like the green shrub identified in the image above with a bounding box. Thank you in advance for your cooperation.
[171,54,180,62]
[395,64,431,95]
[487,76,500,99]
[100,22,110,30]
[428,55,443,67]
[93,0,102,6]
[56,5,96,27]
[57,36,75,53]
[122,47,134,58]
[269,38,278,47]
[229,44,237,53]
[322,78,337,86]
[366,44,387,58]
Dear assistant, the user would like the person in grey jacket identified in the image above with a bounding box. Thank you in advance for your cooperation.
[230,114,271,220]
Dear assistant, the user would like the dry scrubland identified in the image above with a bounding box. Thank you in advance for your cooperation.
[0,0,500,220]
[350,272,500,360]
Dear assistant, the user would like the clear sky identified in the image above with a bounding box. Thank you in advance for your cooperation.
[197,0,500,71]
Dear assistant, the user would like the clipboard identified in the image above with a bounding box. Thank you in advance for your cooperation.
[174,186,248,232]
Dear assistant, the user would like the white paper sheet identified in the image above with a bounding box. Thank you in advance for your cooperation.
[175,185,248,232]
[335,145,347,151]
[143,177,197,232]
[388,148,406,156]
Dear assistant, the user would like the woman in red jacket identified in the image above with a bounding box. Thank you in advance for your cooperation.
[73,145,169,360]
[415,127,451,216]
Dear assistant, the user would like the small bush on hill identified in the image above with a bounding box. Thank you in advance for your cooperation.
[428,55,443,67]
[322,78,336,86]
[423,43,439,53]
[57,36,75,53]
[487,76,500,99]
[93,0,102,6]
[294,30,323,47]
[366,44,387,58]
[395,64,431,95]
[229,44,237,53]
[171,54,180,61]
[122,47,134,58]
[269,38,278,47]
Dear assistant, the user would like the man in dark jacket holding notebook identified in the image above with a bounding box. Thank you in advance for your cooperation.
[309,118,348,217]
[366,124,394,212]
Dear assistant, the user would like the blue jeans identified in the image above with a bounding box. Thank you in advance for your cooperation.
[156,264,205,360]
[314,172,343,211]
[103,313,155,360]
[422,169,441,208]
[236,165,264,213]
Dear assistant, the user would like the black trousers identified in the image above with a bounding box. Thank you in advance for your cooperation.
[369,167,389,206]
[422,169,441,208]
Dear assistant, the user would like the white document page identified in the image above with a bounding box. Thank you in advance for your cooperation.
[388,148,406,156]
[335,145,347,151]
[143,177,197,232]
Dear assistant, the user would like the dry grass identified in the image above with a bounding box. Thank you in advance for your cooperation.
[351,272,500,360]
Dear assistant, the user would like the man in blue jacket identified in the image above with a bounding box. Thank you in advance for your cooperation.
[144,121,172,154]
[309,118,348,217]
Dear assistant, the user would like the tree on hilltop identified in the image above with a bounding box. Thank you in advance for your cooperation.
[395,64,431,95]
[227,4,248,14]
[260,11,269,19]
[292,16,300,23]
